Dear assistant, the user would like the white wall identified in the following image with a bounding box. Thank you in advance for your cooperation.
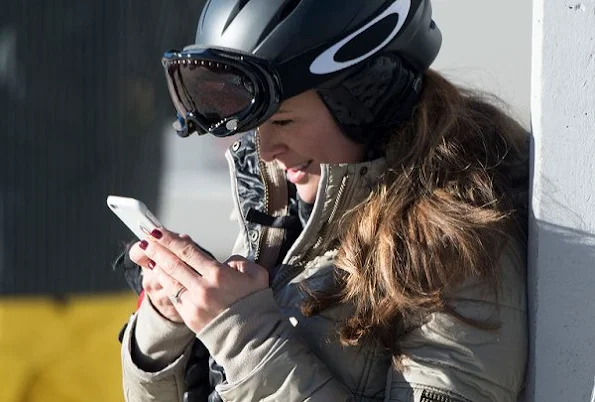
[528,1,595,401]
[432,0,532,128]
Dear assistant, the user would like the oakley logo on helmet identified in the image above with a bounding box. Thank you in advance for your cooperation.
[309,0,412,75]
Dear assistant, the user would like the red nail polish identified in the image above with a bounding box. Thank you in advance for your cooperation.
[151,229,163,239]
[139,240,149,250]
[148,260,156,269]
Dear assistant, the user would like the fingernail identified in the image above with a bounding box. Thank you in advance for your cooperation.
[148,260,156,270]
[139,240,149,250]
[151,229,163,239]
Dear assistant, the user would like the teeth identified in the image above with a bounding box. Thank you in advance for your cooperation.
[292,161,310,170]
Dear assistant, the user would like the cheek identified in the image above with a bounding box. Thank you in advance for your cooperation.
[286,128,326,160]
[308,134,365,164]
[286,114,365,164]
[311,117,365,163]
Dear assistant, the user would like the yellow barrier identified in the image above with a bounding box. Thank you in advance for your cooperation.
[0,292,137,402]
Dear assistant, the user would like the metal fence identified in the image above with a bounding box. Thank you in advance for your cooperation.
[0,1,206,295]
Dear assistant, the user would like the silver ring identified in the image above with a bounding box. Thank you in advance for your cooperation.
[169,287,186,304]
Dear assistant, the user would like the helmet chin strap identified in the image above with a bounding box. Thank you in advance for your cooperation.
[317,54,423,149]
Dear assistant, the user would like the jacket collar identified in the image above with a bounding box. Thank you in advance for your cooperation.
[281,157,387,266]
[227,130,386,267]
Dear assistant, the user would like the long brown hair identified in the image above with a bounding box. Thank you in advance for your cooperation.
[303,69,529,363]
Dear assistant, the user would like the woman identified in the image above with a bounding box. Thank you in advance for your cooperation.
[119,0,528,401]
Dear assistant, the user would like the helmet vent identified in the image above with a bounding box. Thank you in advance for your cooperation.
[255,0,302,45]
[223,0,252,34]
[278,0,302,22]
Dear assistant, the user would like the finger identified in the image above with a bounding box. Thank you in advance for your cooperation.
[152,265,190,305]
[224,254,245,264]
[129,242,154,267]
[224,255,260,276]
[147,228,218,277]
[140,239,203,290]
[141,267,163,291]
[142,280,185,323]
[225,255,249,273]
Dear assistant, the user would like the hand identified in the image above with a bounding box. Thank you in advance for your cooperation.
[136,228,269,334]
[129,235,188,323]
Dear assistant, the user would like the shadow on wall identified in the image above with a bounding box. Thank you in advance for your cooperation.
[526,215,595,401]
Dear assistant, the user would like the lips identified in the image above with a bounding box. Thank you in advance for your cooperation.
[285,160,313,184]
[286,160,312,172]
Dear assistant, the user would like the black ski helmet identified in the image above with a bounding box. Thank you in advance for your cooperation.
[194,0,440,76]
[164,0,441,137]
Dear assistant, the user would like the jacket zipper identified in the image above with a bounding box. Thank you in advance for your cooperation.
[273,174,350,292]
[253,131,270,261]
[420,390,462,402]
[301,175,349,263]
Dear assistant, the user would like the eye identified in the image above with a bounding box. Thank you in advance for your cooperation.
[271,119,293,127]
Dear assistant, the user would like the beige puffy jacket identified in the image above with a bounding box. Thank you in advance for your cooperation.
[121,132,527,402]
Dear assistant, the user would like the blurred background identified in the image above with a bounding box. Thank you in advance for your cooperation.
[0,1,531,401]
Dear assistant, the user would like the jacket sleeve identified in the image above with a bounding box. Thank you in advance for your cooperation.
[116,241,215,402]
[197,288,355,402]
[197,242,526,402]
[121,308,196,402]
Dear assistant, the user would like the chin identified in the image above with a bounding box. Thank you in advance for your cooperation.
[296,185,317,204]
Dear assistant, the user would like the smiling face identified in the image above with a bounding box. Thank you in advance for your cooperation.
[257,90,366,203]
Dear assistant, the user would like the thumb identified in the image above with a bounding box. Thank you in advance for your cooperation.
[225,255,268,278]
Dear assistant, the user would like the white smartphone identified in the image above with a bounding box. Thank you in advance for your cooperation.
[106,195,163,240]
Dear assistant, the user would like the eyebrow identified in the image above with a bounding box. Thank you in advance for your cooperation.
[276,109,290,114]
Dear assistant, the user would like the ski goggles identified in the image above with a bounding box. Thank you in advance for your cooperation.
[162,47,284,137]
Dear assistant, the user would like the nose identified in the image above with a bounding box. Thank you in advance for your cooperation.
[257,125,288,163]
